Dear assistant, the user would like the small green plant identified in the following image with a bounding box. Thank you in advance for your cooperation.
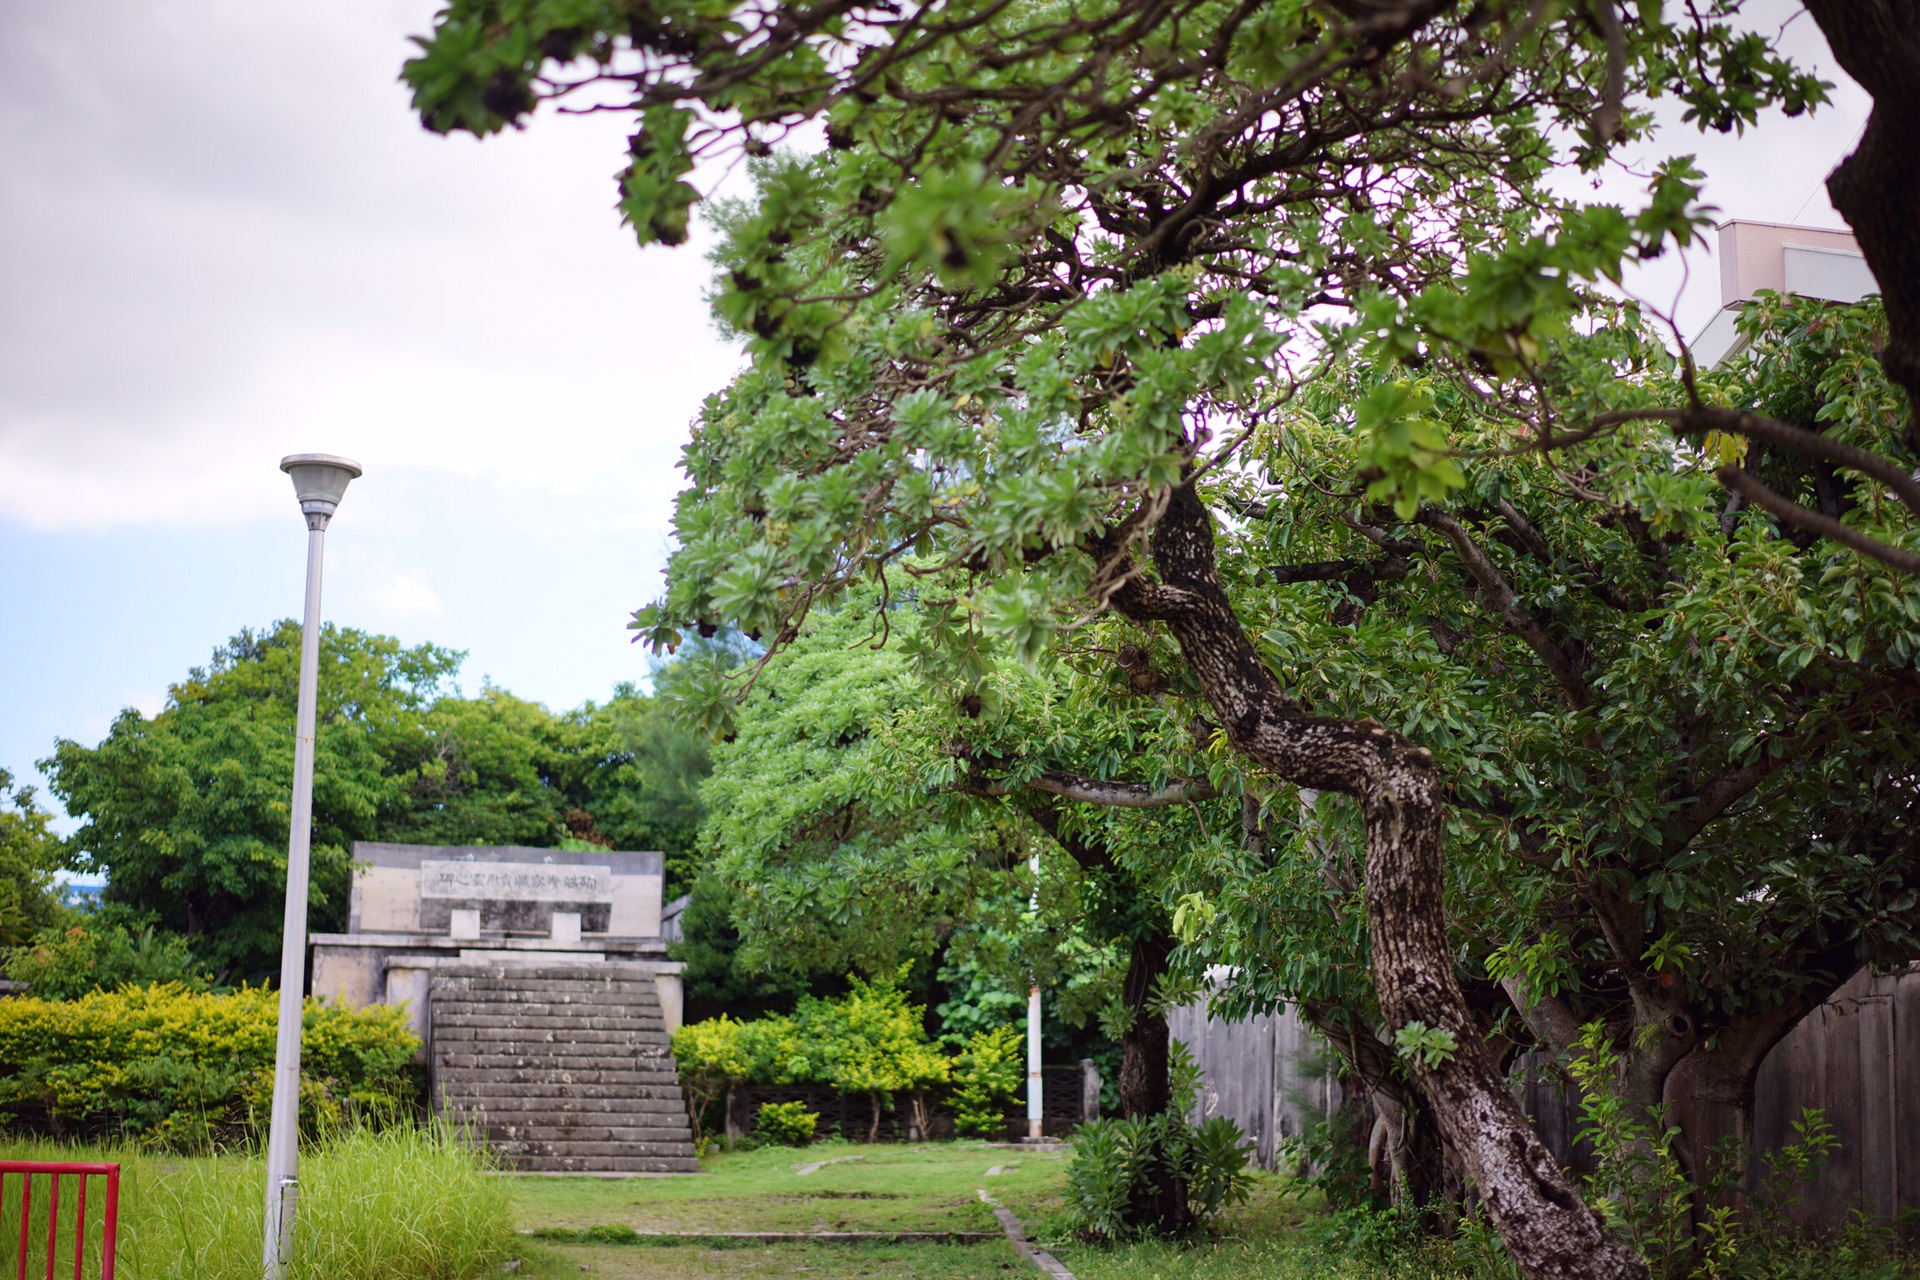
[756,1100,819,1146]
[1063,1111,1254,1240]
[1565,1025,1841,1280]
[1064,1115,1147,1239]
[1276,1097,1375,1211]
[1566,1023,1698,1278]
[950,1023,1023,1137]
[1391,1020,1459,1069]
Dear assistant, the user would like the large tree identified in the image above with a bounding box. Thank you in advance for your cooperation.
[45,623,713,977]
[404,2,1918,1274]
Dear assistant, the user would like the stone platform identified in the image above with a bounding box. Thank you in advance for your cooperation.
[308,842,697,1174]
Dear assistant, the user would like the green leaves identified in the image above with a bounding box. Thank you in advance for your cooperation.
[618,106,700,247]
[1392,1020,1460,1069]
[1355,380,1464,519]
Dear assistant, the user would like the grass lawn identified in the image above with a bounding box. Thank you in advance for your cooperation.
[502,1140,1066,1279]
[502,1140,1070,1236]
[510,1239,1031,1279]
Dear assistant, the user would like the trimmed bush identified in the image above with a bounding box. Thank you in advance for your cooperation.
[755,1100,819,1146]
[0,984,418,1149]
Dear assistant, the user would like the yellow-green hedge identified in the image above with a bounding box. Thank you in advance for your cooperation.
[0,984,418,1149]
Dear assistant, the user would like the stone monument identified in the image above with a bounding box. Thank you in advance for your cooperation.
[310,842,696,1173]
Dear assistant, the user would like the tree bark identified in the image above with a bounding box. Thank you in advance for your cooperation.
[1801,0,1920,421]
[1118,930,1190,1233]
[1119,932,1174,1119]
[1103,482,1646,1280]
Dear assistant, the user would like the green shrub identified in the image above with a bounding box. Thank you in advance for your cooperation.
[674,974,950,1142]
[0,984,418,1149]
[3,924,212,999]
[755,1100,819,1145]
[1065,1113,1255,1239]
[951,1024,1023,1137]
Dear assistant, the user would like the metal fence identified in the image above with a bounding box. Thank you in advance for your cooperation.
[0,1161,120,1280]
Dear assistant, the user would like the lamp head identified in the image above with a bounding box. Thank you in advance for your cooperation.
[280,454,363,530]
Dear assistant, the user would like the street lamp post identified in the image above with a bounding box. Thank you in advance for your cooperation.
[1027,853,1043,1142]
[263,454,362,1280]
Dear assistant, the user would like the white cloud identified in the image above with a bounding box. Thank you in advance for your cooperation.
[363,564,445,622]
[0,0,741,533]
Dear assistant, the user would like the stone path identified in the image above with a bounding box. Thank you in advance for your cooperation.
[975,1189,1075,1280]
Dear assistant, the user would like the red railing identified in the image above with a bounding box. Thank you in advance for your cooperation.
[0,1163,119,1280]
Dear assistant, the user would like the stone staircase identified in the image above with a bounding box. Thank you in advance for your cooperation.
[429,964,699,1173]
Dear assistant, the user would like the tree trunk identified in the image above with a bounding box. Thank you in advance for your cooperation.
[1117,930,1190,1233]
[1105,483,1646,1280]
[1368,1086,1446,1213]
[1119,932,1173,1119]
[1801,0,1920,419]
[868,1092,882,1143]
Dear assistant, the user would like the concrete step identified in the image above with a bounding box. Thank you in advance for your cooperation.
[435,1050,671,1072]
[436,1066,680,1088]
[433,975,666,998]
[509,1154,701,1174]
[439,1083,685,1105]
[473,1124,695,1145]
[488,1139,699,1160]
[432,1013,666,1033]
[432,1027,665,1048]
[429,989,665,1010]
[429,1000,660,1020]
[438,1095,686,1116]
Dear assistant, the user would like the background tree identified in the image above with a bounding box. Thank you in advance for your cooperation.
[44,623,457,978]
[44,622,714,979]
[0,769,66,949]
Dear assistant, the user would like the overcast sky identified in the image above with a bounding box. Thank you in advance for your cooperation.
[0,1,1871,824]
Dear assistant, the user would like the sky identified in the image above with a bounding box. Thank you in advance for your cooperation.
[0,1,1874,827]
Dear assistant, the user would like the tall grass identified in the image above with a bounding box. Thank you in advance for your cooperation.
[1,1124,512,1280]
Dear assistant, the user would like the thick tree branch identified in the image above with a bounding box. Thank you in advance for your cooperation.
[957,762,1219,808]
[1682,407,1920,522]
[1418,509,1592,710]
[1500,975,1584,1061]
[1100,482,1643,1279]
[1030,769,1220,807]
[1716,467,1920,576]
[1800,0,1920,416]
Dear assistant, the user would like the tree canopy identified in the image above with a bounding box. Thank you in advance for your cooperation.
[406,1,1920,1273]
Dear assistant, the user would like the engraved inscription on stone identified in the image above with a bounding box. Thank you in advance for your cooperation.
[419,861,613,903]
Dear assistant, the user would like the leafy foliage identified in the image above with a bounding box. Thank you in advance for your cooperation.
[0,984,418,1150]
[0,768,65,949]
[1064,1112,1254,1239]
[754,1099,819,1146]
[404,0,1920,1261]
[949,1023,1024,1137]
[3,923,211,1000]
[44,624,711,978]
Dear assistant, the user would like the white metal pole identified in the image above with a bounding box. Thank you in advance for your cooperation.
[1027,853,1042,1141]
[263,520,327,1279]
